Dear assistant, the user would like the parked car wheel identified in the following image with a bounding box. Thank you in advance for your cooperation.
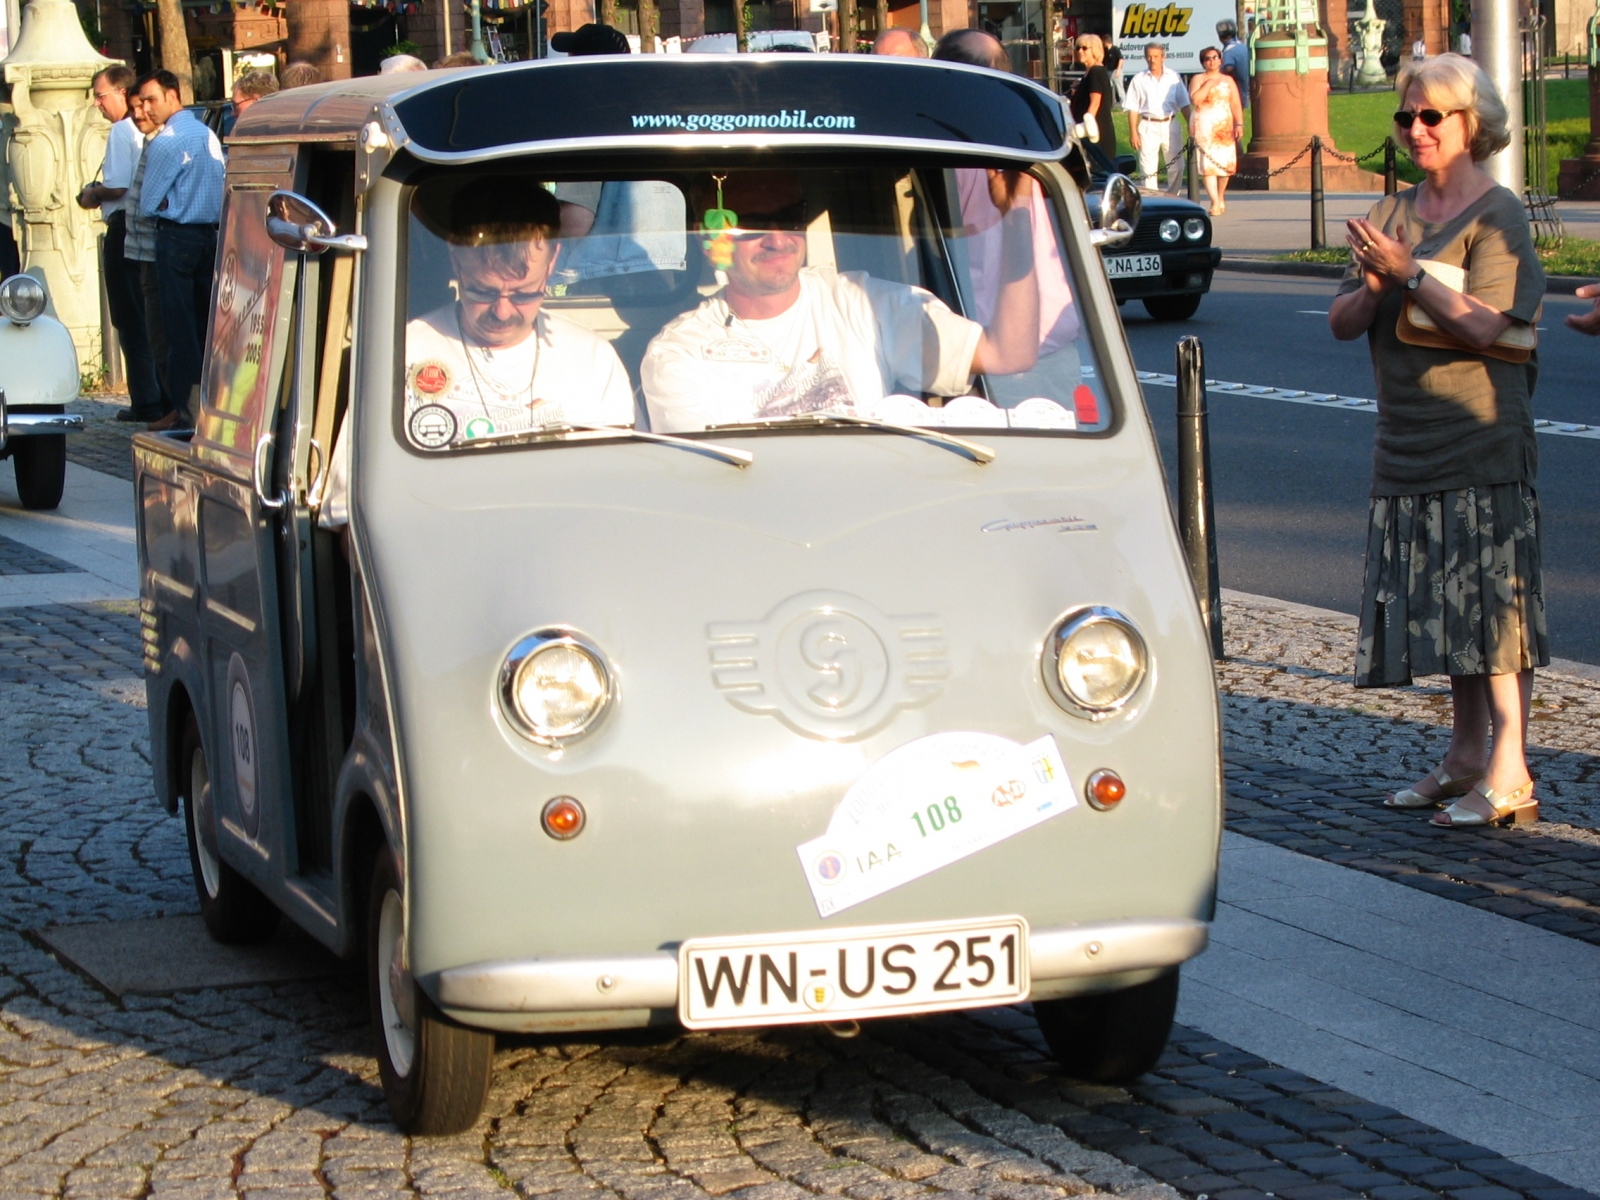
[1142,294,1203,322]
[180,715,280,944]
[1032,970,1179,1082]
[12,435,66,510]
[367,850,493,1135]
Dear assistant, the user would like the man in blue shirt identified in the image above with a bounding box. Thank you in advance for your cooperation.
[1217,20,1249,110]
[136,69,225,429]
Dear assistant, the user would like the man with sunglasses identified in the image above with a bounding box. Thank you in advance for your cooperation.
[641,171,1038,432]
[403,184,634,449]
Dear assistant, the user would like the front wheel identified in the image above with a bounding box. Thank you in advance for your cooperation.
[11,435,66,510]
[1143,293,1203,322]
[367,851,493,1135]
[180,716,280,944]
[1033,970,1179,1083]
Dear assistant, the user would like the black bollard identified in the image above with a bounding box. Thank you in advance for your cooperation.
[1188,139,1202,204]
[1176,336,1225,660]
[1384,137,1397,195]
[1310,136,1326,250]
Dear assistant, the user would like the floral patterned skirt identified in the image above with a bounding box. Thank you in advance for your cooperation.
[1355,483,1549,687]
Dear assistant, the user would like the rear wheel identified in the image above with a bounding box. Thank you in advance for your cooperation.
[1033,970,1179,1082]
[180,715,280,944]
[12,435,66,510]
[1142,293,1203,322]
[367,850,493,1135]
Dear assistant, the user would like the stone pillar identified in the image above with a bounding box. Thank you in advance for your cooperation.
[411,0,469,61]
[286,0,350,79]
[0,0,117,368]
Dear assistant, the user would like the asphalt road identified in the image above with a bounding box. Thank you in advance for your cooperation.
[1123,271,1600,667]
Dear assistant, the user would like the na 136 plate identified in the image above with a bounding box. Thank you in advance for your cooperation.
[678,915,1029,1030]
[1105,253,1163,278]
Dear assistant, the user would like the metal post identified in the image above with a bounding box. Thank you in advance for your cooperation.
[1310,135,1326,249]
[1384,136,1397,194]
[1474,0,1524,191]
[1188,136,1202,202]
[470,0,487,61]
[96,233,123,391]
[1176,336,1225,660]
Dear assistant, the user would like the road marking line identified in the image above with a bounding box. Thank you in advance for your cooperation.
[1136,372,1600,441]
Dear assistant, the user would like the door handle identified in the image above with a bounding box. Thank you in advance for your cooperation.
[253,433,287,511]
[305,437,329,509]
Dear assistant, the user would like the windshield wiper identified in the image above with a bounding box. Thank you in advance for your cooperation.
[796,411,997,464]
[461,423,752,468]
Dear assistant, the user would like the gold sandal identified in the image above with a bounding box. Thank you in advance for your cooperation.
[1430,781,1538,828]
[1384,767,1484,809]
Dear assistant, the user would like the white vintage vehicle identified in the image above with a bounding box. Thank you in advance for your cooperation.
[0,273,83,509]
[134,55,1221,1136]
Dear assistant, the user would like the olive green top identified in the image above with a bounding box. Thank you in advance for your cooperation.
[1337,184,1544,497]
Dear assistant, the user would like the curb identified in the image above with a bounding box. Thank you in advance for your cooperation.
[1218,256,1595,293]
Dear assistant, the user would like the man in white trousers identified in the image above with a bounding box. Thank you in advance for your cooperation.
[1124,43,1191,193]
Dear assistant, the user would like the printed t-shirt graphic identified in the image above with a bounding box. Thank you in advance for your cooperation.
[641,266,982,433]
[404,305,634,448]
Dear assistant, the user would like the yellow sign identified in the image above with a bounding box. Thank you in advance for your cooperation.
[1119,3,1194,37]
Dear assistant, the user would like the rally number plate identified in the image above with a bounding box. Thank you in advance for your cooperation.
[1105,253,1164,278]
[678,915,1029,1030]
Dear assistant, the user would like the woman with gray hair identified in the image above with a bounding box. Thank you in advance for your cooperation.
[1329,54,1546,828]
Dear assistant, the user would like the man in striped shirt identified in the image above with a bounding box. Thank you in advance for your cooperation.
[136,69,225,429]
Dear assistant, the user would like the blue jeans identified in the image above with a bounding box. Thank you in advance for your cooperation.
[155,221,217,427]
[104,213,164,417]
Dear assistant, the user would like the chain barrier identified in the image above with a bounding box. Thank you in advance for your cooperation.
[1176,135,1405,186]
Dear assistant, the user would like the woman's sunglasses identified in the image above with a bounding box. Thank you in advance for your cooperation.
[1393,108,1459,129]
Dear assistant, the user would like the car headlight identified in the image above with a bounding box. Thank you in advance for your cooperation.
[499,629,614,745]
[1043,607,1148,717]
[1183,217,1206,241]
[1158,218,1181,243]
[0,274,48,324]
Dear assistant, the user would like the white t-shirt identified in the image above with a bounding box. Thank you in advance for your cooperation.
[100,117,144,219]
[641,267,982,433]
[1123,68,1189,119]
[402,304,634,449]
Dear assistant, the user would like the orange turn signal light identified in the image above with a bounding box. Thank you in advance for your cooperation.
[1086,769,1126,811]
[541,796,586,840]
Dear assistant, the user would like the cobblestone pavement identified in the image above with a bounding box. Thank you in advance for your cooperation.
[66,395,138,483]
[0,597,1595,1200]
[0,537,77,576]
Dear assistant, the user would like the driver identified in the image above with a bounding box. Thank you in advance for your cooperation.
[404,182,633,449]
[641,171,1038,432]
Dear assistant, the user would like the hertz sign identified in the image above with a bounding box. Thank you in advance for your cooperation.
[1119,3,1194,36]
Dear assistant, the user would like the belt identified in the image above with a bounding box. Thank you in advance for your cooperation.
[1140,115,1173,121]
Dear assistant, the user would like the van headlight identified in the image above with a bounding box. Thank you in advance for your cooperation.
[0,274,48,325]
[1043,607,1148,717]
[499,629,613,745]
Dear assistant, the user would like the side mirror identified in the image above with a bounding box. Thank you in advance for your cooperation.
[1089,173,1140,248]
[266,190,368,254]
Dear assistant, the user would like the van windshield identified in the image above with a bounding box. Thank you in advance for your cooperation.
[400,166,1109,453]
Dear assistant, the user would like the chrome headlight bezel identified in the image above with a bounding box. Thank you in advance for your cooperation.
[1183,217,1206,241]
[0,274,48,325]
[1158,218,1181,243]
[1042,606,1149,719]
[498,627,615,747]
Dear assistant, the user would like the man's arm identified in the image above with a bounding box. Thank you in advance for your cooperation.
[969,172,1040,377]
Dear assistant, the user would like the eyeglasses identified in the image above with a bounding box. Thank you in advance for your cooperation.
[460,284,547,306]
[1393,108,1459,129]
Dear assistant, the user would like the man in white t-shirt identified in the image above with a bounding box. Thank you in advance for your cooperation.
[1124,43,1191,193]
[402,184,634,450]
[641,172,1039,433]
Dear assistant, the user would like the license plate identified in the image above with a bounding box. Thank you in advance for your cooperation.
[678,915,1029,1030]
[1105,253,1164,278]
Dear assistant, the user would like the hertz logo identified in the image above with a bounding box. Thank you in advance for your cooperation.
[1120,3,1194,36]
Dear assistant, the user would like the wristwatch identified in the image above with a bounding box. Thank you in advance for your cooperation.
[1405,266,1427,290]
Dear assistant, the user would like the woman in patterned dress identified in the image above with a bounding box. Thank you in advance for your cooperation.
[1188,47,1242,215]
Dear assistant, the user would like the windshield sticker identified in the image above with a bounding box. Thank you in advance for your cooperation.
[631,110,858,133]
[408,404,458,450]
[797,732,1077,917]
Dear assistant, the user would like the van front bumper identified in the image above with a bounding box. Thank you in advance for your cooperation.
[434,917,1208,1019]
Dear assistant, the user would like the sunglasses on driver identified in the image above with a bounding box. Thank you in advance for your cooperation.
[728,201,810,240]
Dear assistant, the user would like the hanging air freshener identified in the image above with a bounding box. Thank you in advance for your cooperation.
[701,174,738,271]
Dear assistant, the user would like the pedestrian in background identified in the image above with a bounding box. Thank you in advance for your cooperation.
[1328,54,1545,829]
[77,66,164,423]
[1069,34,1118,170]
[873,28,926,57]
[1217,19,1249,109]
[931,28,1010,71]
[1124,43,1190,192]
[136,69,225,430]
[1189,47,1242,215]
[121,86,174,428]
[227,69,278,135]
[280,61,322,89]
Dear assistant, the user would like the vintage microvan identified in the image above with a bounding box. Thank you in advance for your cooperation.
[133,56,1221,1135]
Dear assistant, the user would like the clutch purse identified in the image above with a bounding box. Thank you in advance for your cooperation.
[1395,260,1537,364]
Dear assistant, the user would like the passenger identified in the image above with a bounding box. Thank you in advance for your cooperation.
[641,171,1039,432]
[404,182,634,449]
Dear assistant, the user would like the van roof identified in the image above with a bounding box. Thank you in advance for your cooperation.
[229,56,1069,165]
